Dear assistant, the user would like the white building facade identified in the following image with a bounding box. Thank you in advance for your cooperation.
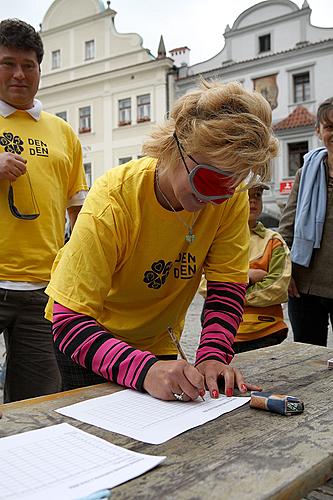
[175,0,333,219]
[37,0,174,185]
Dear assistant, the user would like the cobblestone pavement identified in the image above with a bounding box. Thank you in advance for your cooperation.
[1,294,332,402]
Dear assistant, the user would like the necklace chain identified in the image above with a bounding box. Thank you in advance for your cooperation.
[155,167,197,243]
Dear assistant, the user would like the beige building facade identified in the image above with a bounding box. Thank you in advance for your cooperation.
[175,0,333,220]
[38,0,174,185]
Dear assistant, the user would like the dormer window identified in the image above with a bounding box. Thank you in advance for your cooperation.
[259,34,271,53]
[51,49,60,69]
[85,40,95,60]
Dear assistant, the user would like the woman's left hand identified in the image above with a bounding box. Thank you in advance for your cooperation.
[196,360,262,399]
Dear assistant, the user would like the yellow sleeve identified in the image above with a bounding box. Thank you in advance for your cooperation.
[46,177,125,319]
[66,125,88,199]
[203,190,250,283]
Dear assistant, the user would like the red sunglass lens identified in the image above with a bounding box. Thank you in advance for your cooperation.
[192,167,234,198]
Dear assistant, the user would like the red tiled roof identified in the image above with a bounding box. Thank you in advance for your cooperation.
[273,106,316,131]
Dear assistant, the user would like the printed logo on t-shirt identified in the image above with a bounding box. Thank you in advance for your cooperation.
[0,131,24,154]
[0,131,49,157]
[173,252,197,280]
[143,259,173,289]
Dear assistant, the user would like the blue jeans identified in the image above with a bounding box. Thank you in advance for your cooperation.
[288,293,333,347]
[0,288,61,402]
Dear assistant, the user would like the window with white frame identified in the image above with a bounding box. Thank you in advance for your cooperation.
[79,106,91,133]
[119,157,132,165]
[84,162,92,188]
[258,34,271,53]
[51,49,60,69]
[137,94,151,123]
[55,111,67,121]
[288,141,308,176]
[293,72,310,103]
[85,40,95,60]
[118,98,131,126]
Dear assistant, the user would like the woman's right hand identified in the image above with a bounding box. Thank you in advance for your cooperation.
[143,359,205,401]
[288,277,300,298]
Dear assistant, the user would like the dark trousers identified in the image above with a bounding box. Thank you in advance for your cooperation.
[233,330,288,354]
[0,288,61,403]
[288,293,333,347]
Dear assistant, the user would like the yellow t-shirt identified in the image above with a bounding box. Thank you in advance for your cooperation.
[46,157,249,355]
[0,110,87,282]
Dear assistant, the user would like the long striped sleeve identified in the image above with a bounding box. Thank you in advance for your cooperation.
[52,303,158,391]
[196,281,246,366]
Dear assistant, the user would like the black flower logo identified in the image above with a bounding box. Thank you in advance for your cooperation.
[143,259,173,289]
[0,132,24,154]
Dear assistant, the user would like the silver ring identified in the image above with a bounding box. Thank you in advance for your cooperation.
[173,392,185,401]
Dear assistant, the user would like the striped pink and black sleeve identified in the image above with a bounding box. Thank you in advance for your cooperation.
[52,303,158,391]
[196,281,246,366]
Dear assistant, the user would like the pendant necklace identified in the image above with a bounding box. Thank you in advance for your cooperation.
[155,167,198,244]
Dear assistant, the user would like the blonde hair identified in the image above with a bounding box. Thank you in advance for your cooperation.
[143,79,279,185]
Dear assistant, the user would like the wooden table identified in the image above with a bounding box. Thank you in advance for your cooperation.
[1,342,333,500]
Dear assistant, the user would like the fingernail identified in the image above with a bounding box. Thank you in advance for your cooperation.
[199,389,205,397]
[226,388,233,397]
[212,389,219,398]
[241,384,247,392]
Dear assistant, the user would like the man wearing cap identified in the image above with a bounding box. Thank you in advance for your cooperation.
[199,183,291,352]
[233,183,291,352]
[0,19,88,402]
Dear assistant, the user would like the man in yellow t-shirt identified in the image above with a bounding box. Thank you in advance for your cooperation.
[0,19,88,402]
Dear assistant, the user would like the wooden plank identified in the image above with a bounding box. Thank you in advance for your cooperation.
[1,342,333,499]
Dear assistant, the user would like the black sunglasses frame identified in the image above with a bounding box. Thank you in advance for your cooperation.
[8,171,40,220]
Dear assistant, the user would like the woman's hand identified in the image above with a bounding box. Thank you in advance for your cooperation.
[196,360,262,398]
[143,359,205,401]
[288,277,300,298]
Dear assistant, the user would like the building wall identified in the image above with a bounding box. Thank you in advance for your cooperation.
[175,0,333,218]
[37,0,174,184]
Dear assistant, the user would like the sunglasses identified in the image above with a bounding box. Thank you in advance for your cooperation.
[174,133,235,204]
[8,171,40,220]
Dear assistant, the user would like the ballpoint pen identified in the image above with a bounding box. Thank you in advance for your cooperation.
[167,326,205,402]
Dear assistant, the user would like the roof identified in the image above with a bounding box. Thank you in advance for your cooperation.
[169,47,190,53]
[273,106,316,131]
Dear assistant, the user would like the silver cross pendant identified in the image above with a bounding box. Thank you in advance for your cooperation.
[185,230,196,243]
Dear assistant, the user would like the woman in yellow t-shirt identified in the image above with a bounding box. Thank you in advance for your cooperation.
[46,80,279,402]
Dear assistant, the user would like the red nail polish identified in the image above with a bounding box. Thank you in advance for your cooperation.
[226,388,233,397]
[199,389,205,397]
[241,384,247,392]
[212,390,219,398]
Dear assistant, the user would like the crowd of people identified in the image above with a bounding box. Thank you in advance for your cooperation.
[1,18,332,404]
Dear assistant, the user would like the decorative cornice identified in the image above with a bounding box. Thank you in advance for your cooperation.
[39,57,174,92]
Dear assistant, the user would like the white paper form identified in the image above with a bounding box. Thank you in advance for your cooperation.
[56,391,250,444]
[0,423,165,500]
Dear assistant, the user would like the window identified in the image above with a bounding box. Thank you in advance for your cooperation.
[85,40,95,60]
[118,98,131,126]
[137,94,151,123]
[288,141,308,176]
[84,162,92,188]
[55,111,67,121]
[79,106,91,133]
[293,72,310,103]
[119,157,132,165]
[51,49,60,69]
[259,34,271,53]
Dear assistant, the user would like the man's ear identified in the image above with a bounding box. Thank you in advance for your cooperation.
[315,125,322,141]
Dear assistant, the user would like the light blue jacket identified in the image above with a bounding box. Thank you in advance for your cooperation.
[291,147,327,267]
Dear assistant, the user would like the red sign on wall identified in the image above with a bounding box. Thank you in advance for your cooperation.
[280,180,294,194]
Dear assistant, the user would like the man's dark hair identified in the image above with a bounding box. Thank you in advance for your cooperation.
[316,97,333,127]
[0,19,44,64]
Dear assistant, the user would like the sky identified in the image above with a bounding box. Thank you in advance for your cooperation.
[0,0,332,64]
